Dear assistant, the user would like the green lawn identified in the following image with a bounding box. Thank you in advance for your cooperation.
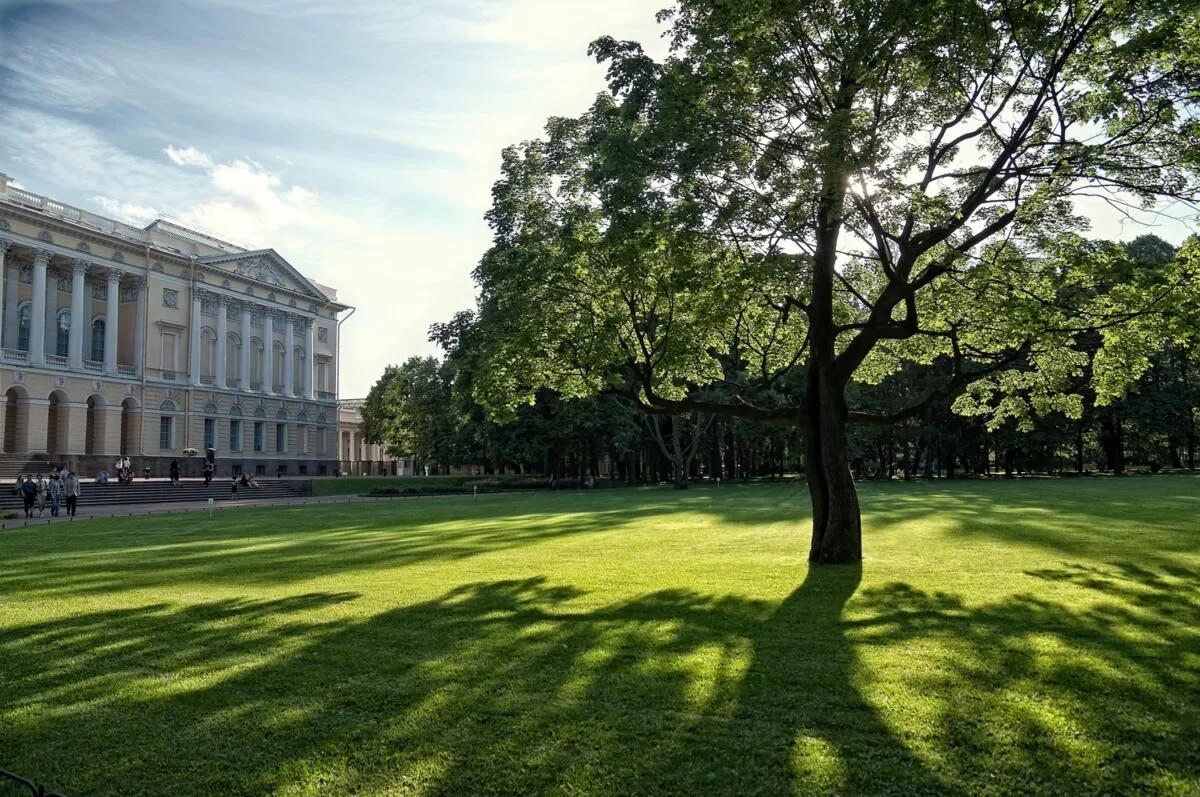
[1,478,1196,796]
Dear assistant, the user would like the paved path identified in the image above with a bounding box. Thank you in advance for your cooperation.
[0,493,375,527]
[0,490,527,528]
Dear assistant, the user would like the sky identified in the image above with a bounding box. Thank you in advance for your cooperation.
[0,0,668,397]
[1,2,1195,399]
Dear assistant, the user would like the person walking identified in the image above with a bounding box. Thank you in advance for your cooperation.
[169,459,180,486]
[63,470,80,517]
[34,474,48,517]
[203,461,214,486]
[231,476,239,500]
[20,475,36,518]
[48,473,62,517]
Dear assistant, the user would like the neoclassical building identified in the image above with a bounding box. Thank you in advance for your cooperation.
[336,398,413,476]
[0,174,349,476]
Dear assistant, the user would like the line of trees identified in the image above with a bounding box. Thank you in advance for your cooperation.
[362,234,1199,485]
[364,0,1199,564]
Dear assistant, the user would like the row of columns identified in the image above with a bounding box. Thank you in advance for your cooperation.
[0,241,145,374]
[190,289,316,399]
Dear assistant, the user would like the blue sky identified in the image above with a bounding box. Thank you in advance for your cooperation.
[0,0,666,397]
[1,1,1195,398]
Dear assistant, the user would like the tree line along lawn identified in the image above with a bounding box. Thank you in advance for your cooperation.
[311,475,482,497]
[0,477,1196,795]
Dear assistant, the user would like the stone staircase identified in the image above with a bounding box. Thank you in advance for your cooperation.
[0,454,60,479]
[0,477,310,511]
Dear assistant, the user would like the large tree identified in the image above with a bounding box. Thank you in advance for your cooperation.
[470,0,1200,563]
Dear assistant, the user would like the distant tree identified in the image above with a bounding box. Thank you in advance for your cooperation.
[360,356,460,472]
[468,0,1200,563]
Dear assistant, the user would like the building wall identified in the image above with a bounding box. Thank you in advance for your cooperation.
[0,179,348,475]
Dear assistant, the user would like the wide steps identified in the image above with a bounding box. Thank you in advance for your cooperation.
[0,479,309,510]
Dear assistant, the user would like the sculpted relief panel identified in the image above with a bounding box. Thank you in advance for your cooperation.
[234,257,286,288]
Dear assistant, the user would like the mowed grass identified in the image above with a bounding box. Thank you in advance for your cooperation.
[0,478,1196,796]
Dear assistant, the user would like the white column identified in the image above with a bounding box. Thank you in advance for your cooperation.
[0,239,9,351]
[283,313,295,396]
[68,261,87,368]
[44,265,58,357]
[305,318,315,400]
[3,259,17,350]
[189,288,202,385]
[216,295,228,388]
[133,278,145,375]
[104,271,120,375]
[239,302,251,391]
[29,251,49,364]
[263,311,275,394]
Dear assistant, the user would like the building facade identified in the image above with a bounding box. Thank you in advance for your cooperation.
[0,174,349,476]
[337,398,413,476]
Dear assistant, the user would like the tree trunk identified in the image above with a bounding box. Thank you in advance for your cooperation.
[1099,410,1125,474]
[804,368,862,564]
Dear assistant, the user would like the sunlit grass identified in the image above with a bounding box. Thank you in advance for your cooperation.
[0,477,1196,795]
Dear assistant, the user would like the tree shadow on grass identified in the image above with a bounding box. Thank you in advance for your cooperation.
[858,477,1200,564]
[4,477,1193,599]
[0,491,798,598]
[5,559,1194,795]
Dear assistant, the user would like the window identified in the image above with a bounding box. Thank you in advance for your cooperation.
[55,311,70,357]
[91,319,105,362]
[292,348,305,394]
[159,416,173,450]
[272,343,285,391]
[16,303,30,351]
[253,421,264,452]
[229,419,242,451]
[160,330,177,377]
[299,425,309,454]
[201,329,217,379]
[275,423,286,453]
[250,339,264,387]
[226,334,241,383]
[204,418,215,451]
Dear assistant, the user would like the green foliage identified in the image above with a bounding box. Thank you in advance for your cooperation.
[468,0,1200,434]
[359,356,461,469]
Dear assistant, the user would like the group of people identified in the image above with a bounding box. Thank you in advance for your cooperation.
[115,456,136,484]
[232,472,260,496]
[15,466,81,519]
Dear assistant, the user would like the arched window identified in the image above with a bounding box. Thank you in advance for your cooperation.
[293,347,305,394]
[272,342,285,391]
[200,328,217,379]
[226,333,241,383]
[91,318,105,362]
[16,302,31,351]
[250,338,265,387]
[55,310,70,357]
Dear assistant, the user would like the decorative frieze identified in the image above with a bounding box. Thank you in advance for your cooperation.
[163,288,179,308]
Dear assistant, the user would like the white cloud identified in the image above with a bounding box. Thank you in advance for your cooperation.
[163,145,214,170]
[92,196,160,225]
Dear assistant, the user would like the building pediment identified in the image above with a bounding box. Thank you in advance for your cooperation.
[197,250,329,302]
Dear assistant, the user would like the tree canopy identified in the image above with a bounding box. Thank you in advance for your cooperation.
[421,0,1200,563]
